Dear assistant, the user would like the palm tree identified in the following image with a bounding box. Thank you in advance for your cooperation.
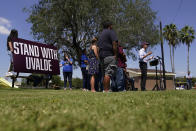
[179,26,195,73]
[163,24,179,73]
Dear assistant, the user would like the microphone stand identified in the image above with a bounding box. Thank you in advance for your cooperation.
[152,64,159,91]
[152,57,160,91]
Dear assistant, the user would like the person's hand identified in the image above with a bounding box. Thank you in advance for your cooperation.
[10,47,14,53]
[114,55,117,60]
[150,56,154,60]
[11,49,14,53]
[147,51,152,56]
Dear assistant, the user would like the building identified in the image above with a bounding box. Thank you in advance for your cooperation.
[127,68,176,90]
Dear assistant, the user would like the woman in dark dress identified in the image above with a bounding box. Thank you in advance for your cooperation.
[88,38,99,92]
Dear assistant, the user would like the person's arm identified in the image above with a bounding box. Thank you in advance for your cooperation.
[146,56,154,62]
[59,61,63,67]
[143,51,152,59]
[113,41,118,59]
[66,56,73,65]
[8,42,14,52]
[110,30,118,59]
[92,45,99,59]
[68,58,73,65]
[139,49,153,61]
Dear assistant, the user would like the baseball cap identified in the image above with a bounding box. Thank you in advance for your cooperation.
[141,42,150,46]
[141,42,150,48]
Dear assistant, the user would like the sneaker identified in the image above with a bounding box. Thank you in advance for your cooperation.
[70,88,72,90]
[64,88,67,90]
[5,72,13,77]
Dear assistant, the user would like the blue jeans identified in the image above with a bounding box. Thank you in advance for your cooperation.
[115,67,125,91]
[63,72,72,88]
[187,79,192,90]
[81,67,90,90]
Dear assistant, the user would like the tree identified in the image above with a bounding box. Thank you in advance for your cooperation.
[179,26,195,73]
[163,24,179,73]
[25,0,159,67]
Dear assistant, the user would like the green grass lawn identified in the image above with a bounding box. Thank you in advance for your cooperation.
[0,88,196,131]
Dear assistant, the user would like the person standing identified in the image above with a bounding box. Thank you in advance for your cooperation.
[88,38,99,92]
[60,53,73,90]
[81,49,89,91]
[6,29,18,77]
[95,64,104,92]
[97,20,118,92]
[115,44,127,91]
[139,42,153,91]
[186,71,192,90]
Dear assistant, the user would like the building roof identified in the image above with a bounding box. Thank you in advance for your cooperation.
[127,68,176,77]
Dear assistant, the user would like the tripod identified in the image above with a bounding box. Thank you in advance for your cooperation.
[150,57,162,91]
[152,65,160,91]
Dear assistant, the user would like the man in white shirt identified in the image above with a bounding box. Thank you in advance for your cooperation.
[139,42,153,91]
[186,71,192,89]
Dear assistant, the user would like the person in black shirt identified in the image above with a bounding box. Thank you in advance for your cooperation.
[6,29,18,77]
[97,21,118,92]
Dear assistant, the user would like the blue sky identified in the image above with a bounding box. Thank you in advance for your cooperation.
[0,0,196,79]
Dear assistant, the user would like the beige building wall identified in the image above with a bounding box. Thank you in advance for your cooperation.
[133,77,175,90]
[127,69,175,91]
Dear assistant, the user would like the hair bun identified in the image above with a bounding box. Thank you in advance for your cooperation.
[92,37,98,43]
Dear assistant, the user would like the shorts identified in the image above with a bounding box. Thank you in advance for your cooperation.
[102,56,117,77]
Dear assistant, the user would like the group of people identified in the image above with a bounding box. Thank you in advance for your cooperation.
[5,21,158,92]
[60,21,144,92]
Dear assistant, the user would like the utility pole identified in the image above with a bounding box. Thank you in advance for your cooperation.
[160,21,167,90]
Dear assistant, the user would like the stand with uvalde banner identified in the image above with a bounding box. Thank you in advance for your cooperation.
[11,38,60,88]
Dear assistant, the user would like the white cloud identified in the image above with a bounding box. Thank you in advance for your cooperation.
[0,26,10,35]
[0,17,11,27]
[0,17,11,35]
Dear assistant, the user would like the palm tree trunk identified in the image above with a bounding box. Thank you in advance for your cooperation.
[169,44,173,72]
[172,45,175,89]
[172,46,175,73]
[187,44,190,73]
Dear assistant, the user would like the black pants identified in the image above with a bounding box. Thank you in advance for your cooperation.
[139,62,147,91]
[95,65,104,92]
[81,67,90,90]
[63,72,72,88]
